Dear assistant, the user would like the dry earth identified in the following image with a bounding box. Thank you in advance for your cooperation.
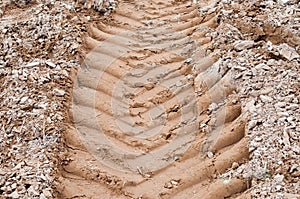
[0,0,299,199]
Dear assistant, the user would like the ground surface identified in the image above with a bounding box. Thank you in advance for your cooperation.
[0,0,299,199]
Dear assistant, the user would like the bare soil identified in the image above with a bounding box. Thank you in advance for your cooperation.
[1,0,299,199]
[58,0,250,198]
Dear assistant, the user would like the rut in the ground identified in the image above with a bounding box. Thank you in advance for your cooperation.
[58,0,250,198]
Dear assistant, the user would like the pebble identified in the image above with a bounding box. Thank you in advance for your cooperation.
[287,104,298,111]
[40,193,47,199]
[53,88,65,97]
[255,63,271,71]
[234,40,254,51]
[170,180,179,186]
[28,186,39,196]
[274,174,284,182]
[277,43,300,61]
[45,61,56,68]
[208,103,218,111]
[207,151,214,158]
[278,0,291,4]
[260,95,273,103]
[25,61,40,67]
[19,96,29,104]
[260,87,272,95]
[248,120,257,130]
[232,162,239,169]
[11,183,17,190]
[8,191,20,199]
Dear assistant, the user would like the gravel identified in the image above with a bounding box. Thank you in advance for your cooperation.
[0,0,116,198]
[208,0,300,198]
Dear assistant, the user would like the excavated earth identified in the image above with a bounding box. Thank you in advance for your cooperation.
[0,0,299,199]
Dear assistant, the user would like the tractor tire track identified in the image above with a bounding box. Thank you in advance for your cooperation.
[58,0,250,198]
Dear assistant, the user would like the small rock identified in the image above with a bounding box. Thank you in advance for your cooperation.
[232,162,239,169]
[275,185,282,191]
[233,65,247,71]
[278,112,289,117]
[40,193,46,199]
[254,136,262,142]
[40,174,47,181]
[248,120,257,130]
[275,102,286,108]
[274,174,284,182]
[11,183,17,190]
[208,103,218,111]
[2,27,8,34]
[19,96,29,104]
[53,88,65,97]
[278,0,291,4]
[223,178,231,184]
[207,151,214,158]
[277,43,300,61]
[45,61,56,68]
[8,191,19,199]
[26,61,40,67]
[287,104,298,111]
[164,182,173,189]
[170,180,179,186]
[185,58,192,63]
[234,40,254,51]
[267,41,273,50]
[255,63,271,71]
[260,95,273,103]
[28,185,39,196]
[260,87,272,95]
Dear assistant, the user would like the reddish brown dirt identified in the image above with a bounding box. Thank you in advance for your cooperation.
[57,0,250,198]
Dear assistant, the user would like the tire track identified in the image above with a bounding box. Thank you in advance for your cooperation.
[59,0,250,198]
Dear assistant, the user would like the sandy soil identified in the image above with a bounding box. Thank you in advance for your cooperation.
[58,0,250,198]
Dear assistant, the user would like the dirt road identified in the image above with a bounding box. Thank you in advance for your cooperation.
[1,0,299,198]
[58,0,250,198]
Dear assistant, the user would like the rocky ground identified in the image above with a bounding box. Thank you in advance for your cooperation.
[0,0,299,198]
[0,0,115,198]
[212,1,300,198]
